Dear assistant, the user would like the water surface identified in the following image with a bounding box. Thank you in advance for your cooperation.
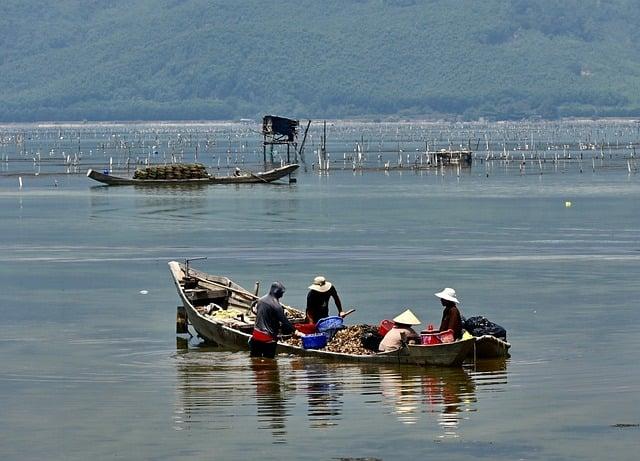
[1,122,639,460]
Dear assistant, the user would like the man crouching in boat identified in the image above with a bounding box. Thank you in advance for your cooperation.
[250,281,305,358]
[379,309,421,352]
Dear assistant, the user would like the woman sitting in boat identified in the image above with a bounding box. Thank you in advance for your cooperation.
[250,281,304,358]
[305,275,345,323]
[379,309,421,352]
[433,287,464,340]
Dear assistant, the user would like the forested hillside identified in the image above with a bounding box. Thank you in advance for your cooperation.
[1,0,640,121]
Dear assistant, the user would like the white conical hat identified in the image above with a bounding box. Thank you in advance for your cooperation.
[393,309,421,325]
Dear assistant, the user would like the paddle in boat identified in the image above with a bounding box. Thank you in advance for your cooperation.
[86,163,299,186]
[168,260,475,367]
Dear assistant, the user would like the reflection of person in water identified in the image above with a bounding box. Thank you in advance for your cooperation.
[376,365,477,433]
[251,358,289,439]
[301,361,344,428]
[421,367,477,437]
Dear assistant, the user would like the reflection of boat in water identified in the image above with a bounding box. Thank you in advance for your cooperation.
[375,365,477,433]
[169,261,475,367]
[173,345,509,442]
[173,348,294,441]
[290,359,344,428]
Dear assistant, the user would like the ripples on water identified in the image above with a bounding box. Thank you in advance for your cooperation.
[2,121,639,460]
[172,341,508,443]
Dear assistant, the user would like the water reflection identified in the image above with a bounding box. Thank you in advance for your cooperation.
[174,344,509,443]
[251,358,289,442]
[291,360,344,428]
[374,365,476,437]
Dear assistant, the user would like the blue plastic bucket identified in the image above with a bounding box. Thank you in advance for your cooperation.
[302,333,327,349]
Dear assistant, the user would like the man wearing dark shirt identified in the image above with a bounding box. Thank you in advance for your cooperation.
[251,281,303,358]
[434,287,463,340]
[305,276,345,323]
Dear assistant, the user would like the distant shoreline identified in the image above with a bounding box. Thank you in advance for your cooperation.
[1,117,639,129]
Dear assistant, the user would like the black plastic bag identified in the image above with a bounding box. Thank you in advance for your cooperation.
[464,316,507,340]
[361,332,383,352]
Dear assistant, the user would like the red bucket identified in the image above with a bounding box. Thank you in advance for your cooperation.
[378,319,394,336]
[294,323,317,334]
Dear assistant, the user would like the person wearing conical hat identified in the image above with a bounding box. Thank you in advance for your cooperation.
[378,309,421,352]
[433,287,463,340]
[305,275,344,323]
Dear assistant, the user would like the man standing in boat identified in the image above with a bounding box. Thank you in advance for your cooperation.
[305,276,346,324]
[250,281,304,358]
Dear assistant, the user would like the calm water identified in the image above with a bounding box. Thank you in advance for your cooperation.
[1,122,639,460]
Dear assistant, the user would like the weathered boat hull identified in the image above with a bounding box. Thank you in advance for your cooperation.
[87,164,299,185]
[169,261,475,367]
[473,335,511,359]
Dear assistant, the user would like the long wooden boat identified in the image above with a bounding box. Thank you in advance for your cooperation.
[168,261,475,367]
[87,163,299,185]
[473,335,511,359]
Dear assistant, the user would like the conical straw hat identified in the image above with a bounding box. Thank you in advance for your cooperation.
[393,309,421,325]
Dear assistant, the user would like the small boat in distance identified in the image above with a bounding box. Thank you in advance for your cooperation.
[168,261,475,367]
[86,163,299,186]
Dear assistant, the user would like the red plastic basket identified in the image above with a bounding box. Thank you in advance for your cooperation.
[420,329,454,345]
[438,329,454,343]
[378,319,394,336]
[294,323,317,334]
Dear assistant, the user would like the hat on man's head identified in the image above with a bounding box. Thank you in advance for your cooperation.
[393,309,421,325]
[308,276,332,293]
[435,287,459,304]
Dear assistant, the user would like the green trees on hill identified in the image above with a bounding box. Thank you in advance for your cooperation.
[1,0,640,121]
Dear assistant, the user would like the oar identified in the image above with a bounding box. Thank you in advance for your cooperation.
[241,168,269,183]
[200,277,301,316]
[341,308,356,317]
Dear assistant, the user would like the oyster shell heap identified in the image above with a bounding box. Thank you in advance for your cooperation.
[283,324,379,355]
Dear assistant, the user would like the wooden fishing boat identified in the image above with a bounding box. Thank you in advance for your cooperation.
[86,163,299,185]
[473,335,511,359]
[168,261,475,367]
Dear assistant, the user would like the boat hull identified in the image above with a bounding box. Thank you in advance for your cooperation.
[473,335,511,358]
[87,164,299,185]
[169,261,475,367]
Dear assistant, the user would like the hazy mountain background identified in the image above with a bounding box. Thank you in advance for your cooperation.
[1,0,640,122]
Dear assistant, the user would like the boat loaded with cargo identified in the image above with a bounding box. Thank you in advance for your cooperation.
[169,261,510,366]
[87,163,299,186]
